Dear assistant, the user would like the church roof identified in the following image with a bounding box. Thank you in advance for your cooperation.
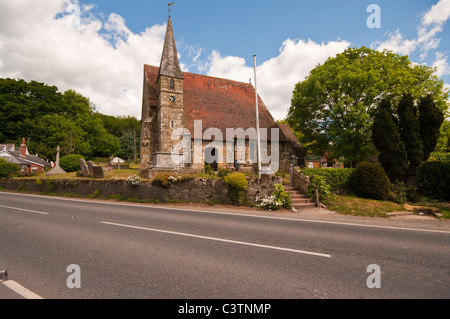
[144,64,288,142]
[278,124,302,149]
[158,17,183,79]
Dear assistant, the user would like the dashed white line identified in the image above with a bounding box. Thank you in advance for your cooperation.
[101,220,332,258]
[1,280,43,299]
[0,205,49,215]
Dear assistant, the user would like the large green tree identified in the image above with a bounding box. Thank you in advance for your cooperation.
[287,46,448,167]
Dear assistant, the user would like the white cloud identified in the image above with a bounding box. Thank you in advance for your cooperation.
[433,52,450,77]
[204,39,350,120]
[0,0,166,118]
[373,0,450,71]
[421,0,450,25]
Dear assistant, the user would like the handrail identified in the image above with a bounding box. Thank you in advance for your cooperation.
[290,165,320,207]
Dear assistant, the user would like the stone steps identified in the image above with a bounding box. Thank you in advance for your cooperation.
[284,185,317,210]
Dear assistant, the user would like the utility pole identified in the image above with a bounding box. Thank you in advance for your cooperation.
[253,55,262,179]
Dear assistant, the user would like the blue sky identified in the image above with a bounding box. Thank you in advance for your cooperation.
[0,0,449,120]
[83,0,450,70]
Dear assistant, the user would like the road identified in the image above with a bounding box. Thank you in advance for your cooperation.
[1,191,449,299]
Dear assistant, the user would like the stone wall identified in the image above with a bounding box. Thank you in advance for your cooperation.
[1,175,283,205]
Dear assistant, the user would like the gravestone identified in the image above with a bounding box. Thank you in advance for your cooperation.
[79,158,89,177]
[92,166,104,178]
[78,158,104,178]
[87,161,95,176]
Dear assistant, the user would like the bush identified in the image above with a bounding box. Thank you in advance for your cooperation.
[308,175,331,201]
[300,168,355,193]
[390,181,407,204]
[257,184,292,210]
[0,158,20,177]
[417,161,450,201]
[127,175,141,187]
[60,154,85,172]
[429,152,450,162]
[218,167,232,178]
[224,172,248,205]
[353,162,391,201]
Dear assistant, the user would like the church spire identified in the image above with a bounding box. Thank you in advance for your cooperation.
[159,15,183,79]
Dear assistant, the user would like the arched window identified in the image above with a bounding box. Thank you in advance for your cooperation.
[170,79,175,90]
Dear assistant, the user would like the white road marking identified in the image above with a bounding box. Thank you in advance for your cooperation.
[1,280,43,299]
[101,221,332,258]
[2,192,449,234]
[0,204,49,215]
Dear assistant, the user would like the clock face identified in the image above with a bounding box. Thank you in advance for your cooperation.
[168,94,177,105]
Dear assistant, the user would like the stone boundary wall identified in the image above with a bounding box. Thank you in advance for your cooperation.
[1,175,282,204]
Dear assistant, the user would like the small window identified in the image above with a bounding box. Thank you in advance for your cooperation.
[170,79,175,90]
[171,120,175,128]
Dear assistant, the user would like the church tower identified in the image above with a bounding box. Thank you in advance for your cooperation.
[151,15,185,168]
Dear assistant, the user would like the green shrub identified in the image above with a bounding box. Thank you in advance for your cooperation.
[353,162,391,201]
[417,161,450,201]
[59,154,85,172]
[257,184,292,210]
[429,152,450,162]
[300,168,355,193]
[390,181,407,204]
[224,172,248,205]
[308,175,331,201]
[218,167,232,178]
[0,158,20,177]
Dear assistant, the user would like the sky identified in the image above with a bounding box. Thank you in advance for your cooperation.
[0,0,449,121]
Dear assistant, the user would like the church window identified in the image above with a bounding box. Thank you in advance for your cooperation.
[170,79,175,90]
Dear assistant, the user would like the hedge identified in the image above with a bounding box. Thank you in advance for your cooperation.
[417,161,450,201]
[0,158,20,178]
[300,168,355,193]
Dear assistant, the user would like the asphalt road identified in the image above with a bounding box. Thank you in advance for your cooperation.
[1,191,449,299]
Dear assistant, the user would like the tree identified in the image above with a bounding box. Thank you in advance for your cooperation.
[0,79,123,160]
[372,99,408,181]
[287,46,448,167]
[418,94,445,161]
[397,93,423,168]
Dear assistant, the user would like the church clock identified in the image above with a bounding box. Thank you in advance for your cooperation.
[168,94,178,105]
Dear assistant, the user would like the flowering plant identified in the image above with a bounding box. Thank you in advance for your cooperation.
[257,184,291,210]
[127,175,141,187]
[152,173,186,188]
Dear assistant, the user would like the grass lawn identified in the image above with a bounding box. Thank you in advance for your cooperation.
[323,194,403,217]
[323,194,450,219]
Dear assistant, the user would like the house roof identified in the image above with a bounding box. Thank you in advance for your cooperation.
[0,150,51,167]
[144,64,288,142]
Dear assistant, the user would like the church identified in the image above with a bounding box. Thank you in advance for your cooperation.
[139,15,301,178]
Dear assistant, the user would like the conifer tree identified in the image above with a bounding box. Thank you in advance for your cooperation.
[418,94,444,161]
[398,93,423,168]
[372,99,408,181]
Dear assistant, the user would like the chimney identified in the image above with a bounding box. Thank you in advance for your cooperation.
[19,138,27,156]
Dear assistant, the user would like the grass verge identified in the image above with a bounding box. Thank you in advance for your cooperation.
[323,194,404,218]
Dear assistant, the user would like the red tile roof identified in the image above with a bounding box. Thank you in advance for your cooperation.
[144,65,287,142]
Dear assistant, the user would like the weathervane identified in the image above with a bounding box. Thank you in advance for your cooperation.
[168,2,174,17]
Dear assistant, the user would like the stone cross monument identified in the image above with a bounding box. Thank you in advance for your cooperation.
[46,146,67,175]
